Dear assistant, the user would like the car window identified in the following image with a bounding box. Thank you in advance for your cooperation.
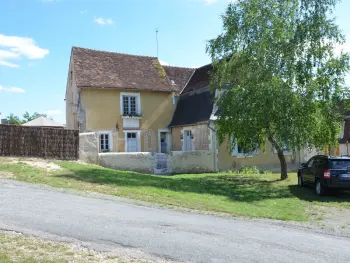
[307,158,314,168]
[330,160,350,169]
[320,158,328,169]
[312,158,319,168]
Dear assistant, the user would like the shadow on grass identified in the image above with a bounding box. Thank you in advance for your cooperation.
[288,185,350,204]
[54,164,293,202]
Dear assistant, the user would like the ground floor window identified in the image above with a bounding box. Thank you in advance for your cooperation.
[99,133,111,152]
[231,138,258,156]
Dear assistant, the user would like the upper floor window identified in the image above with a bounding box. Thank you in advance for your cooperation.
[120,93,141,116]
[123,96,137,115]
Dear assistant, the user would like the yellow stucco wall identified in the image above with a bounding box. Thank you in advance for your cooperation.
[80,88,175,152]
[218,138,300,172]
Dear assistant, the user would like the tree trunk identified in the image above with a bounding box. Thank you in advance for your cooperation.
[267,130,288,180]
[277,149,288,180]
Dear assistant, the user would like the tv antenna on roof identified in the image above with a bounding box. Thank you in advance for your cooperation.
[156,28,159,58]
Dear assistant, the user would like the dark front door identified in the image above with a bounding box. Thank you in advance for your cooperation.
[160,132,168,153]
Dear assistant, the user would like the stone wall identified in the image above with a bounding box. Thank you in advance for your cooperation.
[99,152,154,174]
[79,132,99,163]
[170,150,216,174]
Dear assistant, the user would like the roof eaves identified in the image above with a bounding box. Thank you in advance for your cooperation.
[78,85,175,92]
[169,120,209,128]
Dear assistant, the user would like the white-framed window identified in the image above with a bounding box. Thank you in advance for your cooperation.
[120,93,141,116]
[231,138,258,156]
[273,146,292,155]
[99,131,112,152]
[123,130,141,152]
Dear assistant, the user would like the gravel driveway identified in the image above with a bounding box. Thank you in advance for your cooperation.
[1,179,350,263]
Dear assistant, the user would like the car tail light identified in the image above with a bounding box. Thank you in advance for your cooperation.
[324,169,331,179]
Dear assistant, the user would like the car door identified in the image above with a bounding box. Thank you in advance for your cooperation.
[310,157,320,185]
[302,157,314,185]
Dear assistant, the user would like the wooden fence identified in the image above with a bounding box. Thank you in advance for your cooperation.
[0,125,79,160]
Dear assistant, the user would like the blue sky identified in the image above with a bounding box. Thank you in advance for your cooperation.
[0,0,349,124]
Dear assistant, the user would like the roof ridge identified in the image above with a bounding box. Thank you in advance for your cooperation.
[72,46,158,60]
[162,65,196,70]
[195,63,212,70]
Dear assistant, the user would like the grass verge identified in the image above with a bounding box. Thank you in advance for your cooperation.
[1,158,350,221]
[0,231,147,263]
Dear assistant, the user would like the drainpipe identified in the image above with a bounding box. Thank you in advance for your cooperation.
[208,121,217,172]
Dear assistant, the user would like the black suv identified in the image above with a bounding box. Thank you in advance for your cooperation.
[298,155,350,196]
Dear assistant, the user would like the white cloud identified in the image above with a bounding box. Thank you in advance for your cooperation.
[45,110,62,115]
[0,34,49,68]
[0,49,20,59]
[159,60,168,66]
[0,60,19,68]
[0,85,25,93]
[94,17,114,25]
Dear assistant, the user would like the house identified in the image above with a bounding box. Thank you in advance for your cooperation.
[23,116,65,129]
[67,47,303,172]
[168,64,301,172]
[66,47,194,153]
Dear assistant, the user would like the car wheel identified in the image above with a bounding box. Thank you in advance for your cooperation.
[315,180,326,196]
[298,173,304,187]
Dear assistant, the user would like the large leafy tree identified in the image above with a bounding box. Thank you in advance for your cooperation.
[207,0,350,179]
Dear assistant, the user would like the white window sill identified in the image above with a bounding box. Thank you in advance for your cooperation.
[121,116,142,119]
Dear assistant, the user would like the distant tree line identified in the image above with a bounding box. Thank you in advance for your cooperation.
[6,112,51,125]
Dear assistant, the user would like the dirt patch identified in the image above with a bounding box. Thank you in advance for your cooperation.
[307,205,350,234]
[0,230,175,263]
[11,159,62,172]
[0,171,14,179]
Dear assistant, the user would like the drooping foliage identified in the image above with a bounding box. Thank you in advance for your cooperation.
[207,0,350,179]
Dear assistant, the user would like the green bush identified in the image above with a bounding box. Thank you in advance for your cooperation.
[237,166,260,174]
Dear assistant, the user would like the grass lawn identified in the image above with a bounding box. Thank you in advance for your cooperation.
[0,231,147,263]
[1,157,350,222]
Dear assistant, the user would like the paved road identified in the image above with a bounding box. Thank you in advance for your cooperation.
[1,180,350,263]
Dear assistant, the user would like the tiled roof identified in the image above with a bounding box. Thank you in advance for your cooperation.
[72,47,178,92]
[163,66,195,93]
[169,63,214,127]
[169,89,214,127]
[181,64,213,94]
